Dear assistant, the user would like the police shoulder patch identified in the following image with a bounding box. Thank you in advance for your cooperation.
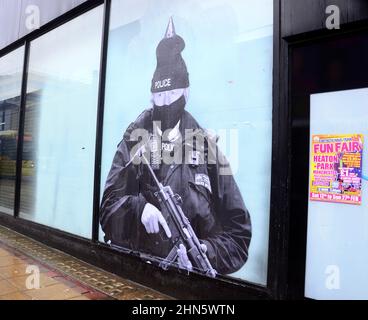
[195,174,212,193]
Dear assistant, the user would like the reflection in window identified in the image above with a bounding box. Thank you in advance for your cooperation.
[0,46,24,215]
[19,6,104,238]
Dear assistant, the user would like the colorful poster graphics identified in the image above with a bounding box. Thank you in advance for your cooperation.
[310,134,364,205]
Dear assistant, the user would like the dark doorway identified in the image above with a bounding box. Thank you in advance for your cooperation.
[289,30,368,299]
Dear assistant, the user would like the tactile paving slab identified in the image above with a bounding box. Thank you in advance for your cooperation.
[0,225,171,300]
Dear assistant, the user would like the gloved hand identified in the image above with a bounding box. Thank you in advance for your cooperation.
[141,203,172,238]
[177,243,207,272]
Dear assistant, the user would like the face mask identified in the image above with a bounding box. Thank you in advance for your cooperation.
[152,95,186,131]
[152,89,185,106]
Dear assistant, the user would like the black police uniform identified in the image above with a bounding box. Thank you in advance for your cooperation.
[100,108,252,275]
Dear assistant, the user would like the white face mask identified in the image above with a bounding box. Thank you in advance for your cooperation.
[152,88,189,107]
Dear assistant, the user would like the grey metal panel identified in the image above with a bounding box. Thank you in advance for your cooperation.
[0,0,23,50]
[17,0,88,39]
[281,0,326,37]
[0,0,88,50]
[347,0,368,22]
[281,0,368,37]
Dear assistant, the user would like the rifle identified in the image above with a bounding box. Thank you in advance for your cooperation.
[136,146,217,278]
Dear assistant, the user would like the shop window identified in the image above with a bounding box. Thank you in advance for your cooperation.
[19,6,104,238]
[99,0,273,285]
[290,31,368,300]
[0,46,24,215]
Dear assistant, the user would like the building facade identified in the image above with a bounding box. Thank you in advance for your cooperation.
[0,0,367,299]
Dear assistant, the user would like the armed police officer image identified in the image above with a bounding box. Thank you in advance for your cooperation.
[100,18,252,277]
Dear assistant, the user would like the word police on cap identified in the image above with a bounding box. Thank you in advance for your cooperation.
[155,78,171,90]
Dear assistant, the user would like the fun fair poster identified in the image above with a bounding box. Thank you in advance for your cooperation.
[310,134,364,205]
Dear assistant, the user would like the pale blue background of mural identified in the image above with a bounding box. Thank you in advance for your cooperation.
[100,0,273,285]
[306,88,368,299]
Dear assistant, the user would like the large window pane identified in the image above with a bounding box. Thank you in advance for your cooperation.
[100,0,273,285]
[19,6,104,238]
[0,46,24,215]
